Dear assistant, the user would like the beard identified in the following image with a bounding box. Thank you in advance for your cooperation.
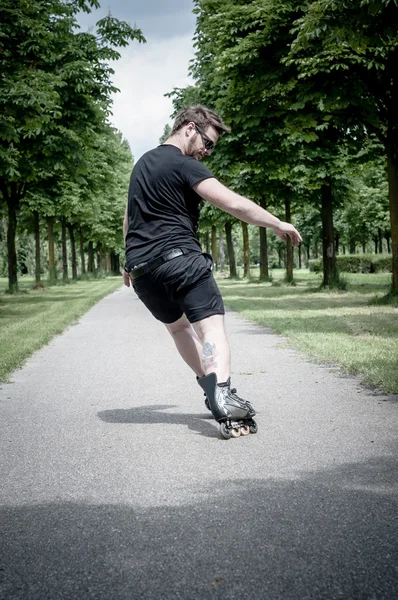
[187,136,204,160]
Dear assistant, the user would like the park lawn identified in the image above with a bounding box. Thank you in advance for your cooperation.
[217,269,398,394]
[0,277,122,382]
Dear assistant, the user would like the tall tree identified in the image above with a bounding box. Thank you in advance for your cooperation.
[0,0,145,291]
[187,0,349,287]
[287,0,398,294]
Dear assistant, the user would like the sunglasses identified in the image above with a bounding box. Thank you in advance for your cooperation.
[194,124,214,151]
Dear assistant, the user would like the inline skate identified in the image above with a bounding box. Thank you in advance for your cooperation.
[197,373,258,439]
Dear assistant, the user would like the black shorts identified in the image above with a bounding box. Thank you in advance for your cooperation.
[131,252,225,324]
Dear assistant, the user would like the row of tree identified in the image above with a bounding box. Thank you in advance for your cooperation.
[197,157,392,279]
[203,226,392,280]
[0,0,145,292]
[167,0,398,294]
[0,125,132,284]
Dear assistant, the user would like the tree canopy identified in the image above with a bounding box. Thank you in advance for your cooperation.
[167,0,397,292]
[0,0,145,291]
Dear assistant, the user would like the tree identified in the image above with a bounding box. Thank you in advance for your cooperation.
[287,0,398,294]
[184,0,353,287]
[0,0,145,291]
[159,124,172,144]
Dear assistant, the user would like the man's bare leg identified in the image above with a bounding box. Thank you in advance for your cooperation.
[165,313,230,382]
[166,314,205,377]
[191,314,230,382]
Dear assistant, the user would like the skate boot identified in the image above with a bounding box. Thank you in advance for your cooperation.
[197,376,254,414]
[197,373,258,439]
[228,380,255,413]
[196,375,211,411]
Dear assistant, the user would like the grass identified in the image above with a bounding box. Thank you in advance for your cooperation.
[216,269,398,394]
[1,269,397,395]
[0,276,122,382]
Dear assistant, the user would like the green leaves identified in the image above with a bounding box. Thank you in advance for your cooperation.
[0,0,145,290]
[0,0,145,194]
[96,15,146,51]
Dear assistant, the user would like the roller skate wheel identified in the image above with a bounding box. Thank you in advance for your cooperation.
[249,422,258,434]
[231,427,241,438]
[240,425,250,436]
[220,423,233,439]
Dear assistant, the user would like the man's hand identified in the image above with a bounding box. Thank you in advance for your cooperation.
[272,222,302,246]
[122,269,131,287]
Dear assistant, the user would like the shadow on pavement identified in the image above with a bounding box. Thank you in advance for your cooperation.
[1,457,397,599]
[98,405,220,438]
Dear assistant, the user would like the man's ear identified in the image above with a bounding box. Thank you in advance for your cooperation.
[186,122,196,136]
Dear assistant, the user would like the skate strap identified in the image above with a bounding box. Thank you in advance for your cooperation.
[217,381,229,388]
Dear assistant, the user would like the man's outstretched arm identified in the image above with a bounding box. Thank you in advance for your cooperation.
[194,178,302,246]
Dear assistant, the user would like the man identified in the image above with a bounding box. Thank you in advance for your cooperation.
[123,105,302,439]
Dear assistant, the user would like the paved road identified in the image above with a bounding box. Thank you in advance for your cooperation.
[1,285,397,600]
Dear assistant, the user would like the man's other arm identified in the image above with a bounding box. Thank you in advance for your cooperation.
[194,178,302,245]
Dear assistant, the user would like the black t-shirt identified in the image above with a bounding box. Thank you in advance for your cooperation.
[125,144,214,267]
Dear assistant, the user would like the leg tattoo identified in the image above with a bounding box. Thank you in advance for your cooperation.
[202,341,219,370]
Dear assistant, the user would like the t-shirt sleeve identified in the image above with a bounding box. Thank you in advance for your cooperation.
[180,158,214,188]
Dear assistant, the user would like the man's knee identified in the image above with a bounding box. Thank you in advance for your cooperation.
[165,314,191,336]
[192,314,225,339]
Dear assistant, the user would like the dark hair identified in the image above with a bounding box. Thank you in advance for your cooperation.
[171,105,230,136]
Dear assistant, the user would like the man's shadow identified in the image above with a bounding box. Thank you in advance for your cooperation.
[98,404,220,438]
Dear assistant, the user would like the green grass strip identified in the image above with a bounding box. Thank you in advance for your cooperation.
[2,270,397,394]
[0,277,122,382]
[217,269,398,394]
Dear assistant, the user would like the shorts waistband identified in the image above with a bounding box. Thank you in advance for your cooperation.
[129,248,185,281]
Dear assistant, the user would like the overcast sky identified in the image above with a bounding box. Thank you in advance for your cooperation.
[77,1,196,161]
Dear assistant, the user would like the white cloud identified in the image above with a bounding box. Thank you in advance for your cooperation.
[108,34,194,162]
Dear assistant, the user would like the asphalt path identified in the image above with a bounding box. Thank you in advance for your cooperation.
[1,284,398,600]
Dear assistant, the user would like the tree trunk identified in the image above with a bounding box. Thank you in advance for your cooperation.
[6,189,18,293]
[321,182,339,288]
[100,246,107,271]
[335,233,339,255]
[259,198,269,280]
[242,221,250,278]
[211,226,217,271]
[298,244,302,269]
[362,242,366,254]
[87,241,94,273]
[285,197,294,283]
[110,251,120,275]
[96,243,101,272]
[374,238,378,254]
[33,210,41,287]
[259,227,269,280]
[68,223,77,280]
[378,227,383,254]
[79,230,86,275]
[350,238,356,254]
[225,221,237,278]
[106,253,111,273]
[306,244,310,265]
[386,233,391,254]
[61,218,68,281]
[218,231,225,272]
[47,216,56,283]
[205,231,210,253]
[387,151,398,292]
